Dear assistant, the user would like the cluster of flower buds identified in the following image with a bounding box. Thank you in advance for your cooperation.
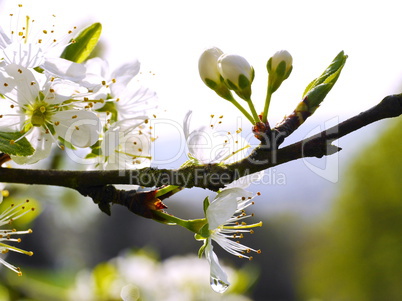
[199,47,255,102]
[199,47,293,125]
[199,46,347,145]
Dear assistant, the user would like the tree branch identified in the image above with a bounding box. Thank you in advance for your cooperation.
[0,94,401,196]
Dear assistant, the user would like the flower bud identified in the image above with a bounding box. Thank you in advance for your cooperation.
[217,53,254,101]
[267,50,293,93]
[198,47,233,101]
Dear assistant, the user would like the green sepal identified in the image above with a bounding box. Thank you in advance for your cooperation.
[275,60,287,77]
[85,140,102,159]
[60,22,102,63]
[0,132,34,156]
[33,66,44,73]
[205,78,218,89]
[85,152,99,159]
[203,196,210,215]
[238,74,250,89]
[198,223,210,238]
[197,238,208,258]
[266,57,273,73]
[58,136,76,150]
[225,79,238,90]
[302,51,347,109]
[95,100,118,124]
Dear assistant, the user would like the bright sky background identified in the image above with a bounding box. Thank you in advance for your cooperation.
[2,0,401,124]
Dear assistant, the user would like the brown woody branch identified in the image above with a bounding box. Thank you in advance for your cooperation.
[0,94,401,214]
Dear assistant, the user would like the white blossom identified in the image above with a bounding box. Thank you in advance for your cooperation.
[0,3,77,69]
[99,117,154,170]
[201,187,262,293]
[81,57,158,119]
[183,111,249,165]
[0,64,100,164]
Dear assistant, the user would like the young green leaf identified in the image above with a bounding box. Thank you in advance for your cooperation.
[60,22,102,63]
[0,132,34,156]
[302,51,347,110]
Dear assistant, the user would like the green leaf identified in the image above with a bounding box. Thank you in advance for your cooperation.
[302,51,348,98]
[0,132,34,156]
[302,51,347,110]
[60,22,102,63]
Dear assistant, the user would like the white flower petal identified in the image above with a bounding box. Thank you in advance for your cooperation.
[53,110,100,148]
[205,242,230,293]
[45,79,88,104]
[207,188,242,229]
[3,64,39,104]
[198,47,224,84]
[113,85,158,119]
[101,117,152,170]
[84,57,109,78]
[43,57,86,82]
[0,26,12,48]
[11,128,53,164]
[183,111,193,142]
[225,170,265,189]
[0,71,16,94]
[110,60,140,86]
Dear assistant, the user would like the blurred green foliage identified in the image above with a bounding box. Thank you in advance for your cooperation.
[299,118,402,300]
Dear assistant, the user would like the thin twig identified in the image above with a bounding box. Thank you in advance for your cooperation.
[0,94,400,195]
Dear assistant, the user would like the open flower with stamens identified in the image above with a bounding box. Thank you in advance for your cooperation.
[98,117,154,170]
[81,57,158,119]
[183,111,263,187]
[0,3,78,69]
[197,187,262,293]
[0,199,34,275]
[0,64,100,164]
[183,111,249,165]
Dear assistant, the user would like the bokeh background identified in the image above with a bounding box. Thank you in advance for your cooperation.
[0,0,401,300]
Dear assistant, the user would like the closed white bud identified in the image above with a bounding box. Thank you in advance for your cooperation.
[267,50,293,93]
[217,54,254,100]
[199,47,224,86]
[198,47,233,101]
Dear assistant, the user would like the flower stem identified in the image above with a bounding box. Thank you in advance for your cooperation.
[246,99,261,123]
[262,87,273,123]
[154,185,181,198]
[228,97,255,124]
[151,210,207,233]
